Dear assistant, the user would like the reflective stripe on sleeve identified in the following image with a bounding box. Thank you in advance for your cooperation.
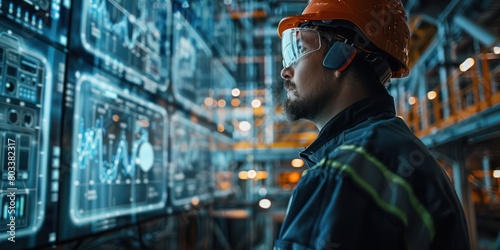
[311,144,435,249]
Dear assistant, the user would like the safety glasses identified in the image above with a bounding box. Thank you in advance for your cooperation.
[281,28,323,68]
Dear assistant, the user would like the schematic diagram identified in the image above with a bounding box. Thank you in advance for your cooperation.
[170,113,212,207]
[69,74,168,225]
[76,0,172,92]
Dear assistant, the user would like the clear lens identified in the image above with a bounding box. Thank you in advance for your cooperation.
[281,28,322,68]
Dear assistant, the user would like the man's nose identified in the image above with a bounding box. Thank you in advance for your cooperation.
[281,66,293,80]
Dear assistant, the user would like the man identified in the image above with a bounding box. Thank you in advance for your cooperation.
[275,0,470,249]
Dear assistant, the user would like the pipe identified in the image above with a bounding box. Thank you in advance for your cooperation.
[482,152,491,190]
[438,0,461,23]
[453,14,499,47]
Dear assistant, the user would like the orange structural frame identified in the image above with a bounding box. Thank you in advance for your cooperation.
[401,43,500,138]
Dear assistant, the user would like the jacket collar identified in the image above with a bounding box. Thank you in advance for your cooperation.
[299,92,396,166]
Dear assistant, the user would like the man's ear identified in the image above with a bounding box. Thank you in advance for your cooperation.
[322,42,357,72]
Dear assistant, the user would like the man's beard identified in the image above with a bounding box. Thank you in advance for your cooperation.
[283,93,323,121]
[283,74,334,122]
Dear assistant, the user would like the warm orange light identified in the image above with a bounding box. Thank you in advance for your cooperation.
[231,98,240,107]
[255,171,268,180]
[288,172,301,183]
[218,181,231,190]
[191,196,200,206]
[217,124,225,132]
[278,171,303,187]
[218,99,226,107]
[291,158,304,168]
[238,170,268,180]
[427,91,437,100]
[238,171,248,180]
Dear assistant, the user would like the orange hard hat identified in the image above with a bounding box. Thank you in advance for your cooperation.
[277,0,410,78]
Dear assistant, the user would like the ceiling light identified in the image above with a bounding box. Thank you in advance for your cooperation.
[427,91,437,100]
[459,58,474,72]
[408,96,416,105]
[231,88,241,97]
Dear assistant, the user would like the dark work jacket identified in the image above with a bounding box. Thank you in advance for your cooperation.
[274,92,470,250]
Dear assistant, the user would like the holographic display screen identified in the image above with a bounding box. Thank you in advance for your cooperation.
[213,2,237,70]
[1,0,52,27]
[0,22,65,248]
[79,0,171,91]
[0,0,70,46]
[0,32,48,236]
[69,74,168,225]
[170,114,211,207]
[171,12,212,115]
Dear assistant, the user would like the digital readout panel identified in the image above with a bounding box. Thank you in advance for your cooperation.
[0,23,65,249]
[71,0,172,92]
[0,0,71,46]
[59,62,169,241]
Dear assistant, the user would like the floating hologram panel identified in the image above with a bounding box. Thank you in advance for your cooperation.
[171,12,212,117]
[0,0,71,46]
[170,113,212,207]
[0,32,50,238]
[70,74,168,225]
[0,24,65,249]
[76,0,172,91]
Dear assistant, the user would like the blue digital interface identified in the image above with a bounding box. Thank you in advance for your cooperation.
[0,23,65,249]
[0,0,71,46]
[72,0,172,92]
[173,0,238,71]
[212,2,238,71]
[170,113,212,208]
[171,12,213,118]
[0,33,49,237]
[174,0,214,39]
[0,0,240,247]
[69,73,168,225]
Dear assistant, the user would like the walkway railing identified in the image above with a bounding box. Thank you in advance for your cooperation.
[399,47,500,137]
